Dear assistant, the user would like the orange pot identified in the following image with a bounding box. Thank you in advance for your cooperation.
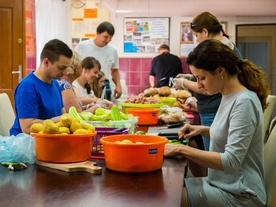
[100,134,168,173]
[126,108,159,125]
[31,132,96,163]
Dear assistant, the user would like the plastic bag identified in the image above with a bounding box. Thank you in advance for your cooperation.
[0,133,36,164]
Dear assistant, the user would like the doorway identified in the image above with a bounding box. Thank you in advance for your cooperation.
[0,0,26,106]
[236,24,276,95]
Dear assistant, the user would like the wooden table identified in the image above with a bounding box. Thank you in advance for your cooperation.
[0,157,186,207]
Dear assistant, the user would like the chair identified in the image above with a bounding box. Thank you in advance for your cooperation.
[0,93,15,136]
[263,95,276,138]
[268,116,276,136]
[264,121,276,207]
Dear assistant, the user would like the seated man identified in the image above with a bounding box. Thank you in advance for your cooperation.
[10,39,73,136]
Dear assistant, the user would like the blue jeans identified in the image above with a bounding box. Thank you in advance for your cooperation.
[199,113,216,151]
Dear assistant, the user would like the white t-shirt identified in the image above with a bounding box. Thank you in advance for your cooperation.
[72,80,94,98]
[75,39,119,80]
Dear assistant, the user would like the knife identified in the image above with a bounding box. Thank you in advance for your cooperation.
[158,122,184,130]
[158,132,189,145]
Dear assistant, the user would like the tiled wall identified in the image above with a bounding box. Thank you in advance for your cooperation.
[119,57,191,96]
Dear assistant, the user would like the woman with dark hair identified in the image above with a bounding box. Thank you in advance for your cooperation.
[166,39,269,207]
[174,12,242,154]
[73,57,113,109]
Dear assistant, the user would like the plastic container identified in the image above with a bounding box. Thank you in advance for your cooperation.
[100,134,168,173]
[86,118,138,134]
[120,103,163,113]
[126,108,159,125]
[156,97,176,107]
[92,127,129,159]
[31,132,96,163]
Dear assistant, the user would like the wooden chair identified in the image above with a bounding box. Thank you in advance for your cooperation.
[0,93,15,136]
[264,119,276,207]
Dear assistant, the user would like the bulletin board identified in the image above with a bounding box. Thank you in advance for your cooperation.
[123,17,170,53]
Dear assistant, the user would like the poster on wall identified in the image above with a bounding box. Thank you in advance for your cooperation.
[180,22,197,57]
[123,17,170,53]
[71,0,109,48]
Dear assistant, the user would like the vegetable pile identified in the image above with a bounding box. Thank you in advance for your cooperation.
[30,113,95,135]
[69,106,134,122]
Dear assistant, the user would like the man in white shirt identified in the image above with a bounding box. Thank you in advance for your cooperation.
[75,21,122,102]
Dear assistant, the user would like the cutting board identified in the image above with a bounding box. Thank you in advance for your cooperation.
[147,126,182,135]
[36,160,102,174]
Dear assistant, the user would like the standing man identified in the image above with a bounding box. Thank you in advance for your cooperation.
[149,44,183,88]
[75,21,122,102]
[10,39,72,136]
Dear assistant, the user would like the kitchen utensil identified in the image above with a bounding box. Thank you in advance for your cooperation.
[36,160,102,174]
[158,132,189,145]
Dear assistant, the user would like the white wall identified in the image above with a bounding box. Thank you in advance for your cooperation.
[109,13,276,58]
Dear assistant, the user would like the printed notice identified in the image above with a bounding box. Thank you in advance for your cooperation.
[123,18,170,53]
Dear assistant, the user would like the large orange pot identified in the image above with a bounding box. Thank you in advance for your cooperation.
[31,132,96,163]
[100,134,168,173]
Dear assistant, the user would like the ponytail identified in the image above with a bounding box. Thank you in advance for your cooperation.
[237,59,270,111]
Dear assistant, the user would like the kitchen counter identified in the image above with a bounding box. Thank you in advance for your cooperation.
[0,157,186,207]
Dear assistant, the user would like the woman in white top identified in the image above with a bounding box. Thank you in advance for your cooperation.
[73,56,113,109]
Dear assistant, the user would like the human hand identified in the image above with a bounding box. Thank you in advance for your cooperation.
[103,99,114,109]
[87,104,101,113]
[164,143,186,157]
[114,86,122,99]
[178,124,200,140]
[184,97,197,111]
[176,73,194,80]
[172,78,185,90]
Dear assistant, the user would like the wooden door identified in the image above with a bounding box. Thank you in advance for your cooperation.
[0,0,25,106]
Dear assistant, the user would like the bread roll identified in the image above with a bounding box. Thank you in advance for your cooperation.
[176,90,191,99]
[144,88,158,97]
[158,86,171,97]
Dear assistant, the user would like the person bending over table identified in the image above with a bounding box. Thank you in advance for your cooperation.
[165,39,269,207]
[10,39,72,136]
[57,52,101,113]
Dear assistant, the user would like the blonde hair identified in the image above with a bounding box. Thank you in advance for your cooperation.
[66,50,82,74]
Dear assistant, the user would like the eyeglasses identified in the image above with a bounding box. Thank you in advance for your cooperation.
[190,23,196,29]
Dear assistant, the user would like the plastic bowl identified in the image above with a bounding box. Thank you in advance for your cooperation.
[156,97,176,107]
[120,103,163,113]
[31,132,96,163]
[126,108,159,125]
[100,134,168,173]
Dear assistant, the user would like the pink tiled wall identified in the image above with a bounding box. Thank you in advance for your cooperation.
[119,57,191,96]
